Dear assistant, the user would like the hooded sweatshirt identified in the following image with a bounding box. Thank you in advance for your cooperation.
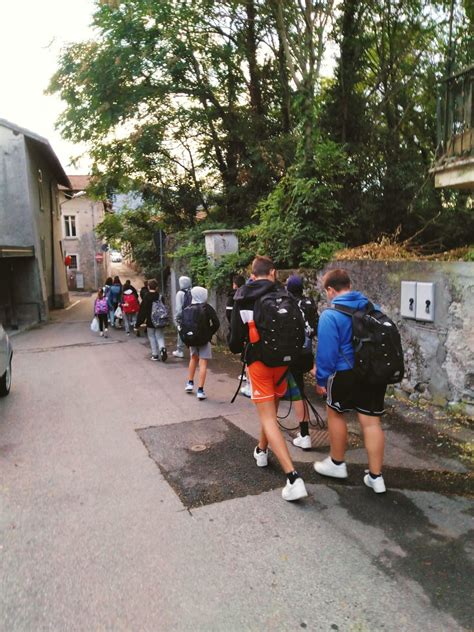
[175,276,192,323]
[228,279,277,366]
[316,290,376,386]
[188,286,220,339]
[136,290,164,328]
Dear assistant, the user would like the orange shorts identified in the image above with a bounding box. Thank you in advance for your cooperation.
[247,361,288,403]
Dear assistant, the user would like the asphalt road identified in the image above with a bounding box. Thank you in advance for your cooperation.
[1,276,473,631]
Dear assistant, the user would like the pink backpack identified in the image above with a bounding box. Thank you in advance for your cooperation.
[95,298,108,314]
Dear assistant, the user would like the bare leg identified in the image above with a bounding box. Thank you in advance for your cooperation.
[358,413,384,474]
[188,354,199,382]
[255,399,294,473]
[327,407,348,462]
[197,358,208,389]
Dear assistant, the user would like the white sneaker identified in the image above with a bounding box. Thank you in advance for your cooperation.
[240,384,251,398]
[172,350,184,358]
[282,477,308,501]
[100,332,104,337]
[364,472,386,493]
[293,433,312,449]
[104,329,108,339]
[314,456,348,479]
[253,446,268,467]
[197,389,206,400]
[185,381,194,393]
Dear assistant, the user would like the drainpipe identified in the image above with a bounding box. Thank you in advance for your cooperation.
[49,179,56,308]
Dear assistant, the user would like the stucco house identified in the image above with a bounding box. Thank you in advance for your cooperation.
[0,118,70,328]
[59,175,110,291]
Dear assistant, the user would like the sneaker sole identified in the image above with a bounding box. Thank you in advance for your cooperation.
[282,487,308,502]
[313,462,348,479]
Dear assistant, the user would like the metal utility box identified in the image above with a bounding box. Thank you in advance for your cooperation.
[415,282,435,322]
[400,281,417,318]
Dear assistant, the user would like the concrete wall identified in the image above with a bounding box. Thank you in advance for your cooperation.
[60,194,109,291]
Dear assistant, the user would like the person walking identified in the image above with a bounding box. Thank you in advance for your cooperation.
[140,280,149,301]
[121,285,140,335]
[123,279,139,301]
[313,268,388,493]
[94,289,109,338]
[135,279,168,362]
[182,286,220,400]
[286,274,318,449]
[229,256,308,502]
[172,276,192,358]
[107,276,122,328]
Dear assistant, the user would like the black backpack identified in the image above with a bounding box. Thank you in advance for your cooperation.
[298,296,319,339]
[253,287,305,367]
[179,303,213,347]
[333,302,404,385]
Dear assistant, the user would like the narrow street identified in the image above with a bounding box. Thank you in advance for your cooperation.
[0,265,472,631]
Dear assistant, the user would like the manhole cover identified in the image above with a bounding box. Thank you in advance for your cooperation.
[191,444,207,452]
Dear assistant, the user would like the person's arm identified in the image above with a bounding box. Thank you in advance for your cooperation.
[175,291,184,324]
[207,304,220,335]
[229,301,247,354]
[135,295,147,328]
[315,311,341,387]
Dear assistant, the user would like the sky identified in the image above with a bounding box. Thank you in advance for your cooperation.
[0,0,97,174]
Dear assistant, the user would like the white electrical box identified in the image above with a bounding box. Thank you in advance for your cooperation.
[400,281,417,318]
[415,282,435,322]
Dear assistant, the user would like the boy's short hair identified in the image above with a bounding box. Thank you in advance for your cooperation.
[148,279,158,291]
[233,274,245,288]
[251,256,275,278]
[323,268,351,291]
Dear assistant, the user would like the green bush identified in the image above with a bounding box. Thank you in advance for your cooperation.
[300,241,344,269]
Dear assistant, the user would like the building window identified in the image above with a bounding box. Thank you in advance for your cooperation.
[38,169,45,212]
[64,215,77,238]
[68,254,79,270]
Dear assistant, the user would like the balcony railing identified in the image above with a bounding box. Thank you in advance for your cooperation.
[437,65,473,164]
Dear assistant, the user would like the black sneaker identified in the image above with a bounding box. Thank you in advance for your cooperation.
[160,347,168,362]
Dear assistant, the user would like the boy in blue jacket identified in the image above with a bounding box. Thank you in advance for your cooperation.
[314,269,387,493]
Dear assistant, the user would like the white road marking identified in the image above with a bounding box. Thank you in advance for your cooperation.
[65,300,81,311]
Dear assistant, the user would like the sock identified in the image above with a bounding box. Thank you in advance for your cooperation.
[286,470,300,484]
[256,446,266,454]
[299,421,309,437]
[369,471,382,479]
[188,380,194,385]
[331,457,344,466]
[197,386,204,392]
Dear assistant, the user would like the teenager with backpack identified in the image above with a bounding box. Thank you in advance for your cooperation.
[286,274,318,449]
[121,286,140,335]
[172,276,192,359]
[135,279,168,362]
[94,288,109,338]
[229,256,308,502]
[182,286,220,400]
[314,268,403,493]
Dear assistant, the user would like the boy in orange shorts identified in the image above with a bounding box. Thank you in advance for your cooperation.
[229,256,308,502]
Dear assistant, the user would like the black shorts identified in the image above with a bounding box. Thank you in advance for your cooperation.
[326,370,387,417]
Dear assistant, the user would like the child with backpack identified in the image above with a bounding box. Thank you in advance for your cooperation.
[181,286,220,400]
[172,276,192,358]
[94,289,109,338]
[121,286,140,335]
[107,276,122,328]
[229,256,308,502]
[135,279,169,362]
[314,268,404,494]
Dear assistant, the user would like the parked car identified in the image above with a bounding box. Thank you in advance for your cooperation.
[110,251,122,263]
[0,324,13,397]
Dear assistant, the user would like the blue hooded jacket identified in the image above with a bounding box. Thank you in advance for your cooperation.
[316,291,376,386]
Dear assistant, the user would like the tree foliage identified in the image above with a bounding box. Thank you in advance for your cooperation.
[50,0,473,270]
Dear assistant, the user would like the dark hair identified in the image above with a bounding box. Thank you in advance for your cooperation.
[323,268,351,291]
[97,288,104,299]
[105,277,113,285]
[143,280,149,287]
[148,279,158,291]
[251,256,274,278]
[123,280,131,288]
[113,276,121,285]
[233,274,245,288]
